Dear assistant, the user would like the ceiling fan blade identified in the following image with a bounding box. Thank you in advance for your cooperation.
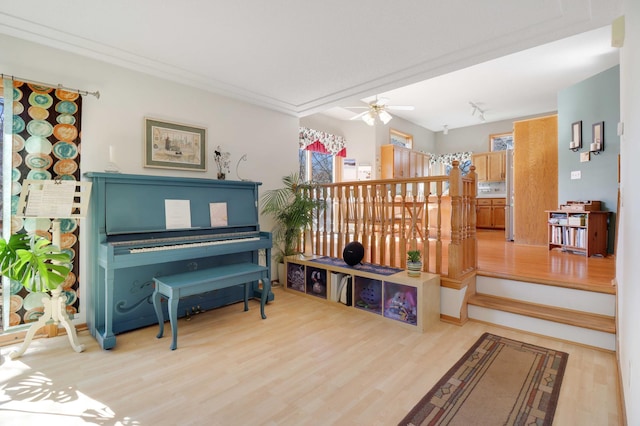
[349,111,369,120]
[375,97,389,106]
[387,105,415,111]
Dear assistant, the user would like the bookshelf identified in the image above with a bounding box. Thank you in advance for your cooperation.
[547,210,610,257]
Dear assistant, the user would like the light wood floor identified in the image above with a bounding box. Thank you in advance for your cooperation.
[476,229,616,293]
[0,287,622,425]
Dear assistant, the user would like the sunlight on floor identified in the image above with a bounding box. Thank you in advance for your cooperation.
[0,349,139,425]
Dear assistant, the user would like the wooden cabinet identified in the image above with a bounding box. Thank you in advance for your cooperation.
[284,255,440,332]
[472,151,506,182]
[381,144,430,179]
[477,198,506,229]
[547,211,610,257]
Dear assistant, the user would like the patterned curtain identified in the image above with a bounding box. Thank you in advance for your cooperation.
[5,80,83,328]
[299,127,347,157]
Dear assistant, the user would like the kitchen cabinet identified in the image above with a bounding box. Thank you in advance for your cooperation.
[472,151,506,182]
[381,145,430,179]
[477,198,506,229]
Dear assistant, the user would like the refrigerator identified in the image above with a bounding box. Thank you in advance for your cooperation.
[505,149,515,241]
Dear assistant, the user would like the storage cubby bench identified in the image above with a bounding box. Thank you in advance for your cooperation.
[284,255,440,332]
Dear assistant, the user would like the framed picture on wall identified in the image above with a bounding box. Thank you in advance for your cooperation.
[570,121,582,151]
[390,129,413,149]
[489,132,514,151]
[144,117,207,171]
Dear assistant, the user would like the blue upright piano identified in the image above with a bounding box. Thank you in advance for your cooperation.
[84,172,272,350]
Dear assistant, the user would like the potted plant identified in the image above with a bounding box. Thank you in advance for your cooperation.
[0,233,73,358]
[407,249,422,277]
[260,172,320,282]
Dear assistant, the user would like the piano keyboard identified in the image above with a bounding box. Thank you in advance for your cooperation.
[129,236,261,253]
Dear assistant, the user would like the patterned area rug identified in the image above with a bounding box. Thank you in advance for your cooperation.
[399,333,568,426]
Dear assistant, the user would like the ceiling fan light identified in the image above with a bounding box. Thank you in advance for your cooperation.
[362,112,376,126]
[379,110,392,124]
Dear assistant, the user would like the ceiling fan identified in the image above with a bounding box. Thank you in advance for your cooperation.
[346,97,415,126]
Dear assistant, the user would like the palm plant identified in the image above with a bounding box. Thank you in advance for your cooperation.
[0,233,71,292]
[260,172,321,262]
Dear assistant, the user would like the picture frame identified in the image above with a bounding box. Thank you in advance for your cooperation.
[591,121,604,154]
[489,132,514,151]
[570,121,582,151]
[390,129,413,149]
[144,117,207,171]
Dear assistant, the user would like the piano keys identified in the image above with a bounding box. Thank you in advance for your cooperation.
[85,172,272,350]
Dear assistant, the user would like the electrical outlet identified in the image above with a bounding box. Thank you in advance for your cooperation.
[571,170,581,180]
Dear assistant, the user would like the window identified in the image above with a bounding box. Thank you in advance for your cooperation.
[300,149,334,183]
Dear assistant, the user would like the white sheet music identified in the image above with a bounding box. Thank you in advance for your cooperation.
[24,181,75,217]
[209,202,228,227]
[165,199,191,229]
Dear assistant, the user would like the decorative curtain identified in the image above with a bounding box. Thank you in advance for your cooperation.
[299,127,347,157]
[5,79,83,327]
[429,151,473,176]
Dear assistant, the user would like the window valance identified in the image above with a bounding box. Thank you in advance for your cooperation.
[299,127,347,157]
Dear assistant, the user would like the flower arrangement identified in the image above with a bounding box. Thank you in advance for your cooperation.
[214,146,230,178]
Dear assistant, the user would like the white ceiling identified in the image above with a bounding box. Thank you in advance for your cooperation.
[0,1,622,131]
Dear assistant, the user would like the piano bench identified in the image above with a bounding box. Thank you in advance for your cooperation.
[152,262,271,350]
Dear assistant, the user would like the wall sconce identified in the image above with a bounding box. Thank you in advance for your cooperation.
[590,121,604,155]
[569,121,581,152]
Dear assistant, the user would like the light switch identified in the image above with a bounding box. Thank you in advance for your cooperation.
[571,170,581,180]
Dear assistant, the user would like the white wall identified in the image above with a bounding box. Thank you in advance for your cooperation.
[0,33,300,325]
[617,1,640,424]
[432,113,554,154]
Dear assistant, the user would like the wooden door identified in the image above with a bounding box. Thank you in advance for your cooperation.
[514,115,558,245]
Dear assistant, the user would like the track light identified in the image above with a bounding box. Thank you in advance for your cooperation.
[469,101,486,122]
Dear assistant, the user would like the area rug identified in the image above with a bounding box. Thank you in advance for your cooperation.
[399,332,568,426]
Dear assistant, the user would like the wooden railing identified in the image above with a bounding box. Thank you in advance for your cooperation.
[304,161,477,281]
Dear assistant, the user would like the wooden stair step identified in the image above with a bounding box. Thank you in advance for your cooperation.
[468,293,616,334]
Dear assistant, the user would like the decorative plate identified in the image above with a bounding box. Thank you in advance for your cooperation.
[23,217,52,233]
[10,216,24,233]
[61,232,78,249]
[11,168,21,181]
[12,86,24,102]
[63,289,77,305]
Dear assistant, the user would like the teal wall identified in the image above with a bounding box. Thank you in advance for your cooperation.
[558,65,620,253]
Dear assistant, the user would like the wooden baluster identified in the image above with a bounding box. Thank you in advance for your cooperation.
[448,160,463,279]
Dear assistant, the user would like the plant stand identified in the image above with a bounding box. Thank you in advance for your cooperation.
[10,285,85,359]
